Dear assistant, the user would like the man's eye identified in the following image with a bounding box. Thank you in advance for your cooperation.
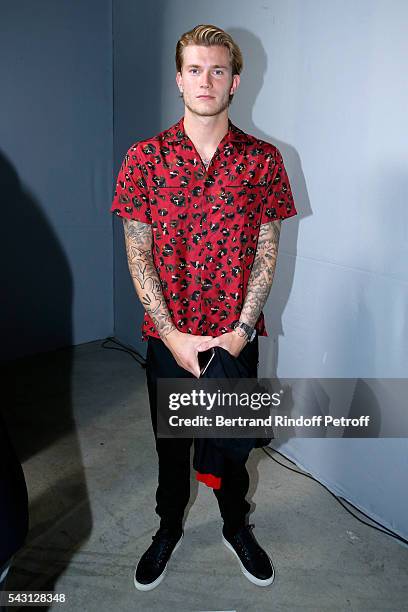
[214,70,223,75]
[190,69,199,74]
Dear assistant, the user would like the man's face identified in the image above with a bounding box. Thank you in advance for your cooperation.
[176,44,240,118]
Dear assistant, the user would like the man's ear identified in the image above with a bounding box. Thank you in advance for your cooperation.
[230,73,241,95]
[176,71,183,90]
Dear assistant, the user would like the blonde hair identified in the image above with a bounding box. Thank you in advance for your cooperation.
[175,24,243,76]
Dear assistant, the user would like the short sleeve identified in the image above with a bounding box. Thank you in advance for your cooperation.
[110,143,152,224]
[260,147,297,223]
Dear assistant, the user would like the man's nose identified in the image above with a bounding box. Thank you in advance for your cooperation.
[200,72,212,88]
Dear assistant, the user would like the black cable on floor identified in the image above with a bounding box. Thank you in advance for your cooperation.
[262,446,408,546]
[101,336,146,368]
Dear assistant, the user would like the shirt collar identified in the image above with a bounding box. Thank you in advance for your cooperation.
[162,116,252,145]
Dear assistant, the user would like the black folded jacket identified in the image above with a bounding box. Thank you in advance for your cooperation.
[192,344,272,489]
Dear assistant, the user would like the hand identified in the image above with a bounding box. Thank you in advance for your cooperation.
[161,329,214,378]
[196,330,248,358]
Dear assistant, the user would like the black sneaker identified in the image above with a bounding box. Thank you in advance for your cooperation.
[134,527,184,591]
[222,523,274,586]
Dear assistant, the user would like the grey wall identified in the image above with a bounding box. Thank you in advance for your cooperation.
[111,1,165,354]
[112,0,408,540]
[1,0,114,361]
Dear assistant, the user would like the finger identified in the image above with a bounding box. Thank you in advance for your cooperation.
[195,338,213,351]
[193,334,213,341]
[184,363,197,377]
[197,337,220,352]
[192,360,200,378]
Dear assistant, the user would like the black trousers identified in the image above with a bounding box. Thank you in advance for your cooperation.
[145,335,259,534]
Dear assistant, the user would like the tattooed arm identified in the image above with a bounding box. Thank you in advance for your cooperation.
[123,218,212,376]
[239,220,281,329]
[123,218,176,338]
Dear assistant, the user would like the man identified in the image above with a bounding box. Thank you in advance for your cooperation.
[111,24,297,591]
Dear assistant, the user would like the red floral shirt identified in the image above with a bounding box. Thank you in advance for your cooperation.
[111,116,297,341]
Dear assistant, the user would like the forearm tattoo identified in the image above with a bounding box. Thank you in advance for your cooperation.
[123,218,176,337]
[240,220,281,328]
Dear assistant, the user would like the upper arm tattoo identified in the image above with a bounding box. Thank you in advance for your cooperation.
[123,218,154,288]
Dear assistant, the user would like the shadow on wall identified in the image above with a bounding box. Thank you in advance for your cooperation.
[226,28,306,378]
[0,150,74,362]
[1,150,92,605]
[225,31,389,446]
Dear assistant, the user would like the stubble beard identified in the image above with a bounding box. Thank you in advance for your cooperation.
[182,92,231,118]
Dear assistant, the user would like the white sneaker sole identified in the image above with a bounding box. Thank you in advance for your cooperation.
[133,532,184,592]
[222,534,275,587]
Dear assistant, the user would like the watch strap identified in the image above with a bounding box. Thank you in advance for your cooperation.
[233,321,256,342]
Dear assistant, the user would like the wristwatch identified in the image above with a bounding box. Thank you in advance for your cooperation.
[233,321,256,343]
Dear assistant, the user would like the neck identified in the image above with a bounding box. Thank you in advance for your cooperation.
[183,109,229,150]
